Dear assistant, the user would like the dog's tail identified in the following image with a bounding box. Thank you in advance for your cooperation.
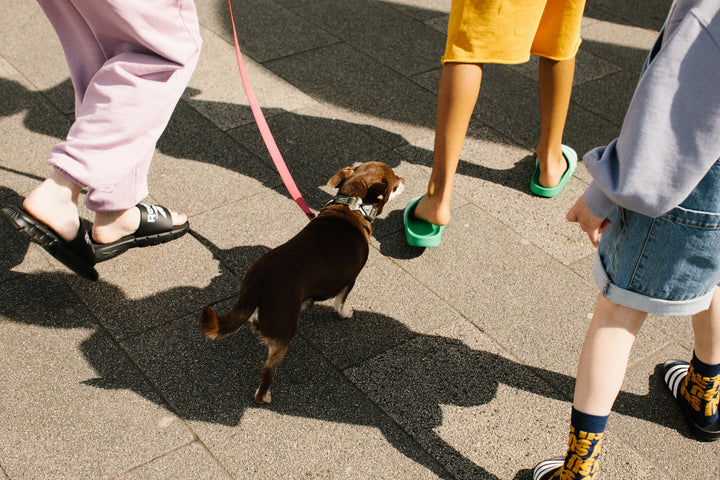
[200,304,255,340]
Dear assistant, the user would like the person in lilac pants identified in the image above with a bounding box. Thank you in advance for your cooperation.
[1,0,203,280]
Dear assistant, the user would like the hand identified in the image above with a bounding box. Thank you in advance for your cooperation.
[566,195,611,247]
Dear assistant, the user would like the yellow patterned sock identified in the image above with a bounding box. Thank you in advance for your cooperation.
[553,408,608,480]
[681,353,720,426]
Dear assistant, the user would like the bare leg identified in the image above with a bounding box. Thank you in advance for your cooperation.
[535,56,575,188]
[535,297,645,480]
[573,294,647,416]
[414,62,482,226]
[692,287,720,365]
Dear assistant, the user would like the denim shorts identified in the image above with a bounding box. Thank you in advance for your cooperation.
[594,160,720,316]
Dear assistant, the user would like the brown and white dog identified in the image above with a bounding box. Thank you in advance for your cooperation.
[200,161,404,404]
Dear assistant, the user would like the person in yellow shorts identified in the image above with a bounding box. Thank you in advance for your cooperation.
[404,0,586,247]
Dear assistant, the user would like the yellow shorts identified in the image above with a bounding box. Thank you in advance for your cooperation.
[443,0,586,64]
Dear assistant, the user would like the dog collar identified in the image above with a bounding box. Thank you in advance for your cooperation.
[325,195,378,222]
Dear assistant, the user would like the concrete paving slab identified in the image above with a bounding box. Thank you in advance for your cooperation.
[187,189,314,275]
[347,319,675,479]
[195,0,340,64]
[194,407,448,480]
[572,69,642,127]
[0,58,71,186]
[280,0,446,77]
[115,441,231,480]
[67,231,241,341]
[345,320,569,479]
[395,121,594,265]
[611,345,720,480]
[581,17,661,72]
[648,314,695,353]
[425,14,450,34]
[0,275,193,480]
[120,312,449,479]
[300,249,463,370]
[587,0,674,31]
[471,63,620,158]
[385,204,596,378]
[151,102,281,216]
[183,26,320,131]
[0,2,75,115]
[507,46,622,88]
[0,105,69,182]
[226,104,412,210]
[265,42,439,147]
[567,251,596,284]
[389,0,452,22]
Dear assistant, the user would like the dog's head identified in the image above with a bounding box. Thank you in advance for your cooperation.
[327,162,404,216]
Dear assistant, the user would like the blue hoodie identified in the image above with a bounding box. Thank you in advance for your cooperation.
[582,0,720,219]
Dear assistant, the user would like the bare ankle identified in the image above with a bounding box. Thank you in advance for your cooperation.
[416,194,451,226]
[22,176,81,241]
[92,208,140,244]
[536,151,566,188]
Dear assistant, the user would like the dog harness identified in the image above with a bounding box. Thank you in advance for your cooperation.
[325,195,378,221]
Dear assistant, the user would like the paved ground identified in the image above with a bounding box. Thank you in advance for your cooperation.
[1,1,717,479]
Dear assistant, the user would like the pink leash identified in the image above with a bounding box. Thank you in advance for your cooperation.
[227,0,315,220]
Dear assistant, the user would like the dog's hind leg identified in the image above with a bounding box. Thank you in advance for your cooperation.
[333,283,354,319]
[254,340,290,404]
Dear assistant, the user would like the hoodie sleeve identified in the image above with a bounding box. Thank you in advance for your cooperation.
[582,3,720,219]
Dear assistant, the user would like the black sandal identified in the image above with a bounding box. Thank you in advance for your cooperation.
[92,203,189,262]
[1,205,98,281]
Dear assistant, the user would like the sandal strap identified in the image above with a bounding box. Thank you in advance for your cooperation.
[135,204,174,236]
[664,361,689,399]
[532,457,564,480]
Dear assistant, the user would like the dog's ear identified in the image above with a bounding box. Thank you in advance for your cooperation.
[327,167,355,188]
[365,182,392,213]
[367,174,404,214]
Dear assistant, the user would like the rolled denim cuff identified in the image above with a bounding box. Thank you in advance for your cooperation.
[593,252,715,316]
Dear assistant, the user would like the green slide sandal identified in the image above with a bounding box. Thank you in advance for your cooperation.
[530,144,577,198]
[403,196,446,248]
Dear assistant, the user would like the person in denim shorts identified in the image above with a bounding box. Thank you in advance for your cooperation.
[532,1,720,479]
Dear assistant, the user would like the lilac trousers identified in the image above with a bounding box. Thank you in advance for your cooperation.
[37,0,202,211]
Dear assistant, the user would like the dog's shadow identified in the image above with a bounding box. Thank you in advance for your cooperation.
[78,301,684,480]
